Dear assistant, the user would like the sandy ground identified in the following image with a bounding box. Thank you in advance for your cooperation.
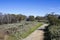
[23,24,48,40]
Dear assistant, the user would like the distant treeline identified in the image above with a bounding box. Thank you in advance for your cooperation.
[0,12,46,24]
[0,13,27,24]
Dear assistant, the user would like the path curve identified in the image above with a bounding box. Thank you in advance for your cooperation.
[23,24,48,40]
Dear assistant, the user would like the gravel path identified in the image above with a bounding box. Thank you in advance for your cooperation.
[23,24,48,40]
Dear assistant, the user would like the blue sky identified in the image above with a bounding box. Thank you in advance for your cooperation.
[0,0,60,16]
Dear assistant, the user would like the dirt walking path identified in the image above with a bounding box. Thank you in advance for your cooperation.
[23,24,48,40]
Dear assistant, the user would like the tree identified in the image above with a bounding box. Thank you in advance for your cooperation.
[0,13,3,24]
[16,14,26,22]
[27,16,35,21]
[58,16,60,19]
[46,13,60,25]
[35,16,40,20]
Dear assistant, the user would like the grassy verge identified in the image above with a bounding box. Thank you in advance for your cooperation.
[6,22,42,40]
[21,23,42,38]
[6,35,17,40]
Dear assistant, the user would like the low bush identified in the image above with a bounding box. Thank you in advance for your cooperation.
[48,25,60,40]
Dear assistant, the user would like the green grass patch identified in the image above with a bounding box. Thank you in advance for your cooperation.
[21,23,42,38]
[7,35,17,40]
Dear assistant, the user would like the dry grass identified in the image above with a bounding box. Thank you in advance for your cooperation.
[0,21,42,40]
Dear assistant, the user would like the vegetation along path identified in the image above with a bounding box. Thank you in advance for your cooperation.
[23,24,49,40]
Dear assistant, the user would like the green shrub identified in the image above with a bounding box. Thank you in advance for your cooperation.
[48,25,60,40]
